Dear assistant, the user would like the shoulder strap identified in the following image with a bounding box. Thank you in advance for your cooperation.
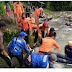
[15,37,17,44]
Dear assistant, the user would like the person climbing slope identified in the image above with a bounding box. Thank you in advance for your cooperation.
[14,1,24,26]
[4,1,11,17]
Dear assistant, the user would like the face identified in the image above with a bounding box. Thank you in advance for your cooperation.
[22,14,25,18]
[6,3,9,5]
[2,26,6,30]
[29,14,32,18]
[22,36,25,39]
[17,1,20,4]
[69,46,72,48]
[28,6,29,8]
[50,31,54,33]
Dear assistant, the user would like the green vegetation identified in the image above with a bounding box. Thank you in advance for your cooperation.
[3,29,18,43]
[0,1,5,15]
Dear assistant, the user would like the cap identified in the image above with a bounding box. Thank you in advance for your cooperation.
[43,22,48,28]
[20,32,28,36]
[49,54,57,62]
[50,28,55,31]
[68,41,72,46]
[0,21,7,27]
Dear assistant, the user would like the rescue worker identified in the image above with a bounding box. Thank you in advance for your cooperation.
[24,53,57,68]
[33,21,49,46]
[0,21,13,68]
[35,6,40,19]
[48,28,56,40]
[39,33,60,54]
[39,33,72,64]
[14,1,24,26]
[4,1,11,17]
[8,32,29,67]
[27,13,37,35]
[65,41,72,58]
[19,13,33,51]
[39,7,43,16]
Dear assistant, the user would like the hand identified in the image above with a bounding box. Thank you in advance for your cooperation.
[7,55,11,60]
[58,48,61,52]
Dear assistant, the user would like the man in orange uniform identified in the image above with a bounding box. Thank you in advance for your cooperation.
[33,22,49,46]
[19,13,33,52]
[14,1,24,26]
[39,33,72,64]
[35,6,40,19]
[39,33,60,54]
[27,13,37,35]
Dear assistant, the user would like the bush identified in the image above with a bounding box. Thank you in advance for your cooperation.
[0,1,5,15]
[3,29,18,43]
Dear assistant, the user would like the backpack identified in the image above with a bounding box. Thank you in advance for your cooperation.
[11,37,21,55]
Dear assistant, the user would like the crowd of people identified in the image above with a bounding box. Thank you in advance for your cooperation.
[0,1,72,68]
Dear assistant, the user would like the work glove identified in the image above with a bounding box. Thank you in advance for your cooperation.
[7,55,11,60]
[29,48,34,53]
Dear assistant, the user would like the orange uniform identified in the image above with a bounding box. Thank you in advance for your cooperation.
[14,2,24,26]
[39,37,60,52]
[27,17,37,31]
[20,18,30,30]
[37,24,49,38]
[35,8,40,18]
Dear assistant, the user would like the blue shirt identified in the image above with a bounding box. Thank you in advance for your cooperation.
[8,36,29,55]
[65,45,72,58]
[31,53,54,68]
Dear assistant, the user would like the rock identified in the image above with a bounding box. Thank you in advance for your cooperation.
[0,13,15,25]
[69,19,72,22]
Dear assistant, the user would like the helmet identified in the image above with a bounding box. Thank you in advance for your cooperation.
[43,22,48,28]
[68,41,72,46]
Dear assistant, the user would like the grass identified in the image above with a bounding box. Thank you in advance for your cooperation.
[43,8,59,18]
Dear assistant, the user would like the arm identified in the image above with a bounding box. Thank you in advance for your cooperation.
[54,41,60,51]
[65,46,67,56]
[0,36,8,57]
[14,5,16,14]
[37,27,42,38]
[23,40,29,54]
[31,18,35,24]
[4,6,6,13]
[46,28,49,36]
[49,62,54,68]
[0,36,4,51]
[8,38,14,51]
[21,4,24,13]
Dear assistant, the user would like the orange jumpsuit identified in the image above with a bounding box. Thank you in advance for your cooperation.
[35,8,40,18]
[27,17,37,32]
[14,2,24,26]
[20,18,30,30]
[37,24,49,38]
[39,37,60,52]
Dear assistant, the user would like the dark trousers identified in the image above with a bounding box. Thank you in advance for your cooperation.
[24,29,29,44]
[26,13,30,18]
[0,53,13,68]
[39,51,72,64]
[8,52,23,68]
[34,31,44,43]
[24,55,32,68]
